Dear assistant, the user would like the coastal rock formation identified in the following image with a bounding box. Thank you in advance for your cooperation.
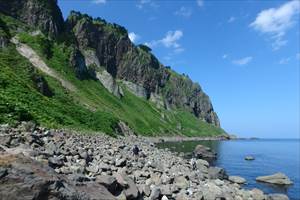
[256,173,293,185]
[229,176,247,184]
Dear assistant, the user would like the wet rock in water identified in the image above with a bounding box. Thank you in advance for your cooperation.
[250,188,266,200]
[228,176,246,184]
[267,194,290,200]
[193,144,217,161]
[256,173,293,185]
[208,167,228,180]
[245,156,255,161]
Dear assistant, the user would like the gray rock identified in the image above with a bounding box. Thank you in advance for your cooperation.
[208,167,228,180]
[245,156,255,160]
[174,176,189,189]
[48,156,64,168]
[268,194,289,200]
[96,175,120,194]
[256,173,293,185]
[115,158,127,167]
[228,176,246,184]
[150,187,161,200]
[193,144,217,161]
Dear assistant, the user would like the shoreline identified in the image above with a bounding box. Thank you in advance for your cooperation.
[0,123,290,200]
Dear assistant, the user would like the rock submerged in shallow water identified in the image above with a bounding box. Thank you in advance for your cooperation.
[245,156,255,160]
[256,173,293,185]
[229,176,246,184]
[268,194,290,200]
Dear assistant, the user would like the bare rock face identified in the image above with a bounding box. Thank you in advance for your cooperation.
[0,0,64,38]
[65,11,221,127]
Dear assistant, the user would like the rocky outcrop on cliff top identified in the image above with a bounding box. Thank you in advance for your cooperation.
[0,0,64,37]
[0,122,290,200]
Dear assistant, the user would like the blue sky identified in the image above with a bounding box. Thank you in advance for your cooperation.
[58,0,300,138]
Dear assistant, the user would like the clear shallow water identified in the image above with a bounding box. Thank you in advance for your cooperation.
[157,139,300,200]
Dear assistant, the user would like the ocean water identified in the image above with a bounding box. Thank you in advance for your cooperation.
[157,139,300,200]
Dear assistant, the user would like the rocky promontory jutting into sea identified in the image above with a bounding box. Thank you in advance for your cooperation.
[0,123,290,200]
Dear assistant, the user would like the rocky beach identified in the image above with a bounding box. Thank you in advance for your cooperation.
[0,122,290,200]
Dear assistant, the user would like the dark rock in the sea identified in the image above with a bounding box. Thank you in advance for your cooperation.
[193,144,217,161]
[256,173,293,185]
[245,156,255,161]
[208,167,228,180]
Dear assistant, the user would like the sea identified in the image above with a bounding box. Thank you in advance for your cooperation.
[157,139,300,200]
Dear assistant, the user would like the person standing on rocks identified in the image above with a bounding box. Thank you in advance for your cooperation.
[132,144,140,157]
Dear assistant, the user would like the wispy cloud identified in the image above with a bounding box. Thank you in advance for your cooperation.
[278,57,291,64]
[197,0,204,7]
[92,0,106,4]
[228,16,236,23]
[222,54,228,59]
[296,53,300,60]
[128,32,140,43]
[145,30,184,54]
[136,0,159,10]
[175,7,193,18]
[250,0,300,50]
[232,56,253,65]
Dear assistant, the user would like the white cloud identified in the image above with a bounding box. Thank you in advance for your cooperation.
[228,16,236,23]
[145,30,184,54]
[92,0,106,4]
[197,0,204,7]
[232,56,253,65]
[250,0,300,50]
[175,7,193,18]
[278,57,291,64]
[128,32,140,43]
[136,0,159,9]
[222,54,228,59]
[161,30,183,48]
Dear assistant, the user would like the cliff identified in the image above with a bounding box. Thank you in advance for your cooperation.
[0,0,223,136]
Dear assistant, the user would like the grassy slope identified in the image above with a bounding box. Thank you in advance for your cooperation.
[0,15,225,137]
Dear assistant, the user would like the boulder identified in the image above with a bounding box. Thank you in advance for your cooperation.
[174,176,189,189]
[228,176,246,184]
[208,167,228,180]
[256,173,293,185]
[150,187,161,200]
[96,175,120,195]
[267,194,289,200]
[245,156,255,161]
[193,144,216,161]
[0,152,116,200]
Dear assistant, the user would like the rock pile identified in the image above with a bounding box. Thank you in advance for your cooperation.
[0,122,290,200]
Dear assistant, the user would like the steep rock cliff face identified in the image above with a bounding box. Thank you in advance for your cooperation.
[0,0,64,37]
[0,1,221,127]
[66,12,220,127]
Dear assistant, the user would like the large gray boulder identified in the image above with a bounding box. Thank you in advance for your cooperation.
[0,152,116,200]
[228,176,246,184]
[256,173,293,185]
[208,167,228,180]
[193,144,217,161]
[267,194,289,200]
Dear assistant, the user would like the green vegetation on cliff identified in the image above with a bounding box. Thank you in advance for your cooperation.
[0,11,225,137]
